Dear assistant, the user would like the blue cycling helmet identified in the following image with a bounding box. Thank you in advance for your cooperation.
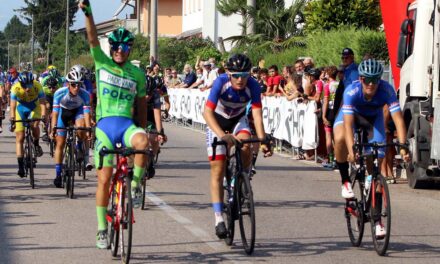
[358,59,383,78]
[18,71,34,87]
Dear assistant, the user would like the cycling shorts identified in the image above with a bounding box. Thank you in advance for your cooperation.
[56,107,84,136]
[206,115,251,161]
[15,103,41,132]
[333,109,386,158]
[94,116,146,167]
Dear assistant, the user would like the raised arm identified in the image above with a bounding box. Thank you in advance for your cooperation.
[79,0,100,48]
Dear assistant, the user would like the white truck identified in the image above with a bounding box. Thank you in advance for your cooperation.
[389,0,440,187]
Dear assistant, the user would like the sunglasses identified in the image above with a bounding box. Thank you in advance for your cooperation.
[111,42,131,52]
[341,56,351,60]
[230,72,250,79]
[362,76,380,84]
[70,82,82,87]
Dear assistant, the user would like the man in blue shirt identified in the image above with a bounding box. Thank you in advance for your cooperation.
[341,48,359,88]
[179,64,197,88]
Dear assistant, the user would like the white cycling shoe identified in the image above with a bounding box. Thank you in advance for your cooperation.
[375,222,386,238]
[341,182,354,199]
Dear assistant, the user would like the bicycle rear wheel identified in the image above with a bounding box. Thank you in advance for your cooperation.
[26,134,35,189]
[141,172,148,210]
[345,171,365,247]
[223,177,235,246]
[66,145,75,198]
[108,185,119,256]
[370,174,391,256]
[238,172,255,255]
[120,178,133,263]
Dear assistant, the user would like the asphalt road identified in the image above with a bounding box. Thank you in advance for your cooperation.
[1,121,440,264]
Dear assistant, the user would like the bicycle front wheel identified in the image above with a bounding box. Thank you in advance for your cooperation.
[141,172,148,210]
[108,185,119,256]
[370,174,391,256]
[27,134,35,189]
[345,174,365,247]
[223,178,235,246]
[120,179,133,263]
[238,172,255,255]
[67,145,75,199]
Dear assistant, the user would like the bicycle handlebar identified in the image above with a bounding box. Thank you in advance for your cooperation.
[97,147,150,170]
[354,141,409,150]
[211,137,268,161]
[53,126,92,132]
[12,118,44,123]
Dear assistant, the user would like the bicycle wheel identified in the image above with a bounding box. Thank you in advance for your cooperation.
[370,174,391,256]
[154,149,160,164]
[141,171,148,210]
[120,177,133,263]
[27,133,35,189]
[345,171,365,247]
[238,172,255,255]
[108,184,119,256]
[223,178,235,246]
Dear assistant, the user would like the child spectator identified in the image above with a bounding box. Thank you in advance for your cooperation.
[266,65,284,96]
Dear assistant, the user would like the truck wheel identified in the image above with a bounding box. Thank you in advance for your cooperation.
[406,116,430,189]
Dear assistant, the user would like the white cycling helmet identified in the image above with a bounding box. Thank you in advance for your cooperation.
[69,64,86,81]
[66,67,84,83]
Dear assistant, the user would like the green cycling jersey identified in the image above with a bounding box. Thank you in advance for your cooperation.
[91,46,146,121]
[41,76,63,97]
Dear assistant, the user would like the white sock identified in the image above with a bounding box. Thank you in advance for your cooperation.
[215,212,224,226]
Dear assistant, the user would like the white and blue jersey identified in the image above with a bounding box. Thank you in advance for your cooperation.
[206,74,262,120]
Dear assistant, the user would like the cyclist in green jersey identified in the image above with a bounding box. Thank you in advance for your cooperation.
[41,68,64,88]
[80,0,149,249]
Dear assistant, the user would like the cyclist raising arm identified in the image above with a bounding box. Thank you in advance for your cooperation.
[80,0,149,249]
[203,54,272,238]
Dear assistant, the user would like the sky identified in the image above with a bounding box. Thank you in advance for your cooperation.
[0,0,132,31]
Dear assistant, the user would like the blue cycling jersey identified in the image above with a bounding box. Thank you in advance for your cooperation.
[53,87,91,114]
[342,80,400,117]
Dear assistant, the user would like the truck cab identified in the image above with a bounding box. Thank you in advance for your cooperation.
[396,0,440,187]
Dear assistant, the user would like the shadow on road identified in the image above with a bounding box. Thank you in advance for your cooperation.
[256,199,344,209]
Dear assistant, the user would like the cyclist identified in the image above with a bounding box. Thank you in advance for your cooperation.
[9,71,46,177]
[145,75,167,178]
[6,67,19,112]
[203,54,272,238]
[41,67,63,88]
[80,0,149,249]
[41,77,61,141]
[51,68,92,188]
[40,65,57,79]
[332,59,410,237]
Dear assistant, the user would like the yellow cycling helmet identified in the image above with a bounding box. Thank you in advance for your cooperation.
[47,65,57,71]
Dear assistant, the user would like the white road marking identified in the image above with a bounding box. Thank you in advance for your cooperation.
[145,190,253,263]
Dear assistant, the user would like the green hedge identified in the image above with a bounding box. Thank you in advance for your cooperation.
[261,26,388,68]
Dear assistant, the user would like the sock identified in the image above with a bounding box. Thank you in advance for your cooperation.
[336,161,350,183]
[55,164,62,177]
[213,202,224,225]
[96,206,107,231]
[17,157,24,169]
[131,165,145,188]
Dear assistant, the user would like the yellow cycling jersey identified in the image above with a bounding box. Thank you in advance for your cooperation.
[11,80,45,104]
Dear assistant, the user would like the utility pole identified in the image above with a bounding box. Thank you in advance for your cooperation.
[7,41,10,69]
[18,43,21,71]
[47,22,52,67]
[137,0,141,34]
[31,14,34,71]
[247,0,256,34]
[150,0,158,63]
[64,0,70,75]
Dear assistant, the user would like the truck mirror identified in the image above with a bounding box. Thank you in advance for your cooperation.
[397,19,414,68]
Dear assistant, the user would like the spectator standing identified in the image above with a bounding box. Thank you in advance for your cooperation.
[190,67,205,89]
[341,48,359,87]
[294,59,305,74]
[303,57,314,68]
[266,65,284,96]
[259,68,268,94]
[322,66,339,168]
[168,69,182,87]
[180,64,197,88]
[200,61,218,91]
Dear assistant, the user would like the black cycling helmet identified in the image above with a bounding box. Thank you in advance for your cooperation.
[305,67,321,80]
[225,54,252,72]
[47,77,58,88]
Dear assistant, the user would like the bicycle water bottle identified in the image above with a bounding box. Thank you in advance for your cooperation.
[365,175,372,191]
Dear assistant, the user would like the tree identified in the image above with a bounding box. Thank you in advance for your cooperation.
[0,32,8,67]
[303,0,382,32]
[3,15,30,43]
[50,29,88,73]
[18,0,78,49]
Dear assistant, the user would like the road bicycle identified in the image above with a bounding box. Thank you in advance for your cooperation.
[54,126,91,199]
[212,137,268,255]
[345,124,408,256]
[98,146,149,264]
[13,118,43,189]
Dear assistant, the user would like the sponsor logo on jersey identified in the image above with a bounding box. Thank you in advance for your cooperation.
[99,70,137,93]
[102,88,134,101]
